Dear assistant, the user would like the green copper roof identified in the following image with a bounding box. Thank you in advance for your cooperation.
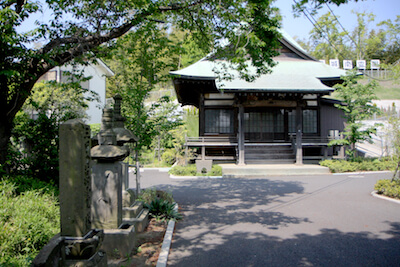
[170,57,347,93]
[170,29,348,94]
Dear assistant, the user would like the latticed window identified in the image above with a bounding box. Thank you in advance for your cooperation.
[303,109,318,133]
[205,109,234,134]
[288,109,318,134]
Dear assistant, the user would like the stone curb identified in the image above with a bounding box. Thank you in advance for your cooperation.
[169,175,223,179]
[333,170,392,176]
[156,204,179,267]
[371,191,400,204]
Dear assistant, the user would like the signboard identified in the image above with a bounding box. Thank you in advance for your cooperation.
[371,59,380,70]
[356,60,366,70]
[329,59,340,69]
[319,60,326,64]
[343,60,353,70]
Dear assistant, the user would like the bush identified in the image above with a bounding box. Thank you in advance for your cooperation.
[168,164,222,176]
[145,199,182,221]
[320,158,397,173]
[375,179,400,200]
[161,149,176,166]
[137,188,174,205]
[168,165,197,176]
[137,188,181,221]
[0,176,59,266]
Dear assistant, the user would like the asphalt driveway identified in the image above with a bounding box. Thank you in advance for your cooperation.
[132,170,400,266]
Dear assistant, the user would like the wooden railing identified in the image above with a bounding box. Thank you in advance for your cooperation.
[185,136,238,146]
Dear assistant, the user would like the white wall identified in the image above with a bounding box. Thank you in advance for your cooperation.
[59,60,113,124]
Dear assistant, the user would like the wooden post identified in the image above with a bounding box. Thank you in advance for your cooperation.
[201,137,205,160]
[238,105,245,165]
[296,105,303,165]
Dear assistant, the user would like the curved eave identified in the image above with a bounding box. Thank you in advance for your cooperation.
[223,88,333,94]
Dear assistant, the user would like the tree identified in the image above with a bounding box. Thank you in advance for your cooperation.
[378,15,400,64]
[308,12,352,62]
[0,0,359,167]
[8,80,89,182]
[330,71,381,159]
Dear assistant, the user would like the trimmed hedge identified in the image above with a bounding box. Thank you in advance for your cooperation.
[169,164,222,176]
[320,158,397,173]
[375,179,400,200]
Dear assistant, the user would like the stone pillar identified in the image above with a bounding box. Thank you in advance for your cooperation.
[112,94,138,206]
[59,119,92,237]
[33,119,107,266]
[296,105,303,165]
[238,105,245,165]
[91,109,129,229]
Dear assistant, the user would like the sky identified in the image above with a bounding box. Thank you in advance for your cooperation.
[18,0,399,42]
[274,0,400,41]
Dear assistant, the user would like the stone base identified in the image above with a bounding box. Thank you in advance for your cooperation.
[101,224,136,258]
[122,208,150,233]
[123,201,143,218]
[196,159,213,173]
[65,251,107,267]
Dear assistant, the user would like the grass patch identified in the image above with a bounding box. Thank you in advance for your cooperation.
[169,164,222,176]
[0,176,59,266]
[320,158,396,173]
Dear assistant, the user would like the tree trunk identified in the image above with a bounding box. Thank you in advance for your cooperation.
[0,116,13,170]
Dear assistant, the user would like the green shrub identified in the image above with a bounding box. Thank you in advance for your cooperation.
[320,158,397,173]
[0,176,60,266]
[161,149,176,165]
[168,164,222,176]
[168,165,197,176]
[137,188,174,205]
[145,199,182,221]
[208,165,222,176]
[375,179,400,200]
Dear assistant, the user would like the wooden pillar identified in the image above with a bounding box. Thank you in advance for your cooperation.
[238,105,245,165]
[296,105,303,165]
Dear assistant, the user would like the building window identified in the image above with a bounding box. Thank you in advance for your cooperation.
[288,109,318,134]
[205,109,234,134]
[303,109,318,134]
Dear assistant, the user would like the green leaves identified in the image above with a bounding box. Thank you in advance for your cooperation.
[331,70,381,160]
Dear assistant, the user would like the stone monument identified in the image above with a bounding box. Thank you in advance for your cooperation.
[112,94,138,207]
[32,119,107,266]
[91,108,136,258]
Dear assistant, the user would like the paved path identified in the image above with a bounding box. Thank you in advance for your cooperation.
[131,170,400,266]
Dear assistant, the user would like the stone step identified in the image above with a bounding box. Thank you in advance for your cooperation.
[245,154,295,159]
[245,159,296,164]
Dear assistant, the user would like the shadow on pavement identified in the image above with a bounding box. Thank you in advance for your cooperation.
[140,174,400,266]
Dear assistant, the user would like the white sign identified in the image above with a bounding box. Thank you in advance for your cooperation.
[343,60,353,70]
[329,59,340,69]
[371,59,380,70]
[319,60,326,64]
[356,60,366,70]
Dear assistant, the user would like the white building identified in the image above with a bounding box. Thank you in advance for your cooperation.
[39,59,114,124]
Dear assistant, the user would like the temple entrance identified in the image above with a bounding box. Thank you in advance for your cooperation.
[244,108,287,142]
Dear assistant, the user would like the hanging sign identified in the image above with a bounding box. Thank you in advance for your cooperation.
[329,59,340,69]
[343,60,353,70]
[371,60,380,70]
[356,60,366,70]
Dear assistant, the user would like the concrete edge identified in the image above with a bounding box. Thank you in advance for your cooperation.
[333,170,392,176]
[371,191,400,204]
[156,204,179,267]
[169,175,223,179]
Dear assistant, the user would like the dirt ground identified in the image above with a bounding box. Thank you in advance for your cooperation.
[108,218,167,266]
